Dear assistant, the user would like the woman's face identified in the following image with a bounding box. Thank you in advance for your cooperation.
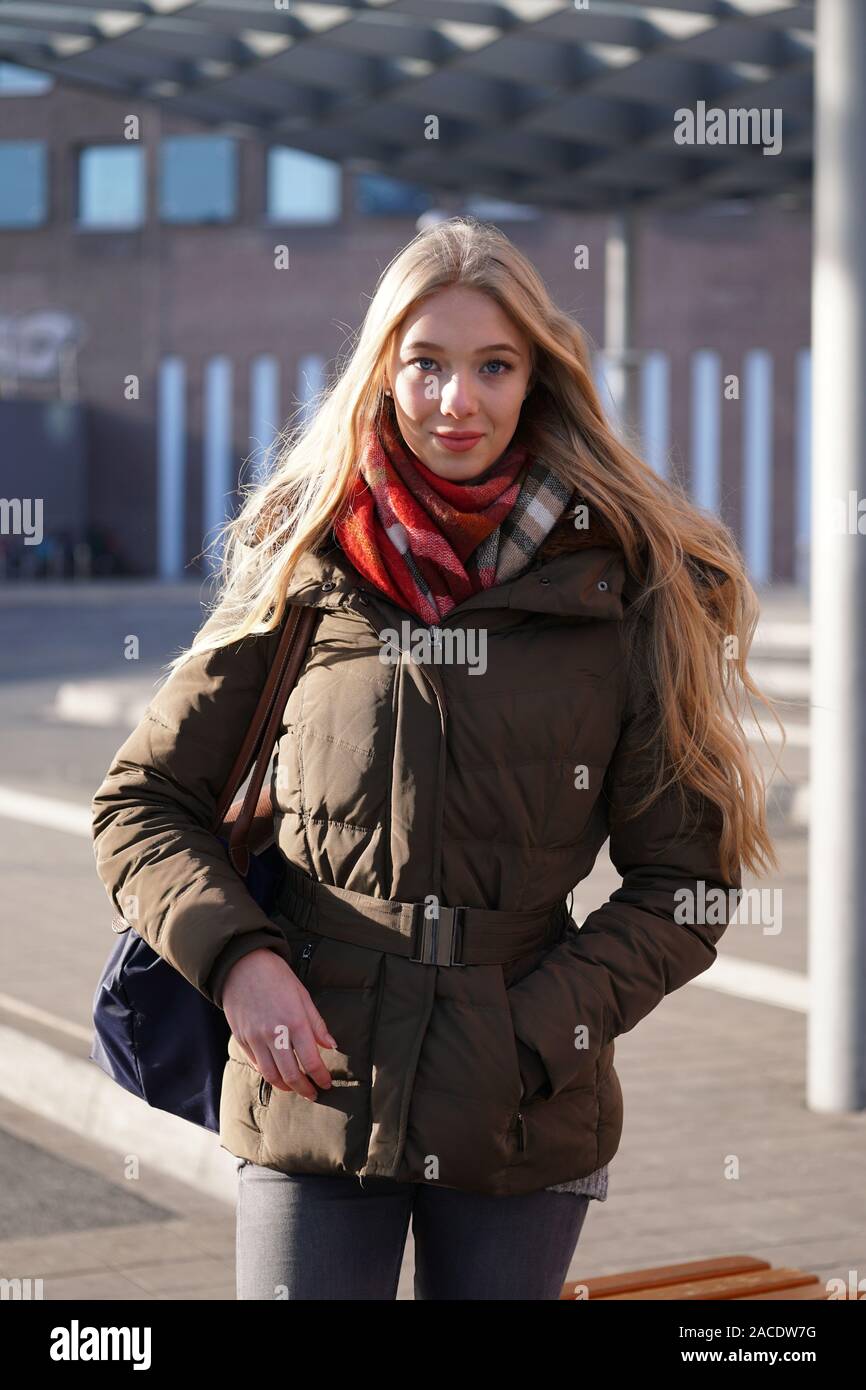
[384,285,533,481]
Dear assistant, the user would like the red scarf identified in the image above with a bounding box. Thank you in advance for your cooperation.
[333,412,529,624]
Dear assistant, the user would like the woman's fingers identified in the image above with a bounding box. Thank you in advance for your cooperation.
[302,995,338,1050]
[234,1036,260,1071]
[258,997,334,1097]
[288,1024,334,1093]
[267,1043,319,1101]
[225,954,338,1101]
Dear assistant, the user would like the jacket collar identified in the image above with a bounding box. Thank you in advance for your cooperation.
[281,505,634,625]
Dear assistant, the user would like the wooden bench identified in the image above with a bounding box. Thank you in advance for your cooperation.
[561,1255,856,1300]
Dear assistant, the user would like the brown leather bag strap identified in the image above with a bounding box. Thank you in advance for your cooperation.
[212,605,308,830]
[211,605,318,870]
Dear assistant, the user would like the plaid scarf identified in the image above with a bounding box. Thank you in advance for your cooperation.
[333,412,572,624]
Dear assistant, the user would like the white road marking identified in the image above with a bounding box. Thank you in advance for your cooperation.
[0,789,91,828]
[0,991,93,1044]
[689,955,809,1012]
[0,785,92,835]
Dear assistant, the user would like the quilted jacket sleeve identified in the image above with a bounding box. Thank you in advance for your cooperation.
[91,618,297,1011]
[505,629,743,1100]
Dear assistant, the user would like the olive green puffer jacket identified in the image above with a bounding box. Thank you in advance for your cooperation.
[91,506,742,1196]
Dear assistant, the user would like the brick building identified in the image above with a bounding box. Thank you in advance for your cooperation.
[0,62,811,581]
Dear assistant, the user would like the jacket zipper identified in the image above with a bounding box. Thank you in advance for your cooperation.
[348,596,450,902]
[514,1111,526,1152]
[260,939,319,1106]
[420,665,447,905]
[297,939,318,984]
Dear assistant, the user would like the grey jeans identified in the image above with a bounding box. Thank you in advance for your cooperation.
[235,1158,591,1300]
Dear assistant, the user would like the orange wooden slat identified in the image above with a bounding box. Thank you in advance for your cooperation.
[739,1282,831,1300]
[602,1268,822,1300]
[561,1255,769,1300]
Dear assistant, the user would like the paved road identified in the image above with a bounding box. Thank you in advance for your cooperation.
[0,1095,241,1301]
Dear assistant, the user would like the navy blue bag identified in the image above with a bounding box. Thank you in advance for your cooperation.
[89,606,317,1132]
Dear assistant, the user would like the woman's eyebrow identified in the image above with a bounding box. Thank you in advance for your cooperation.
[402,340,522,355]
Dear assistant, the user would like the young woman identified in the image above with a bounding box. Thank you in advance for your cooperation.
[92,218,779,1301]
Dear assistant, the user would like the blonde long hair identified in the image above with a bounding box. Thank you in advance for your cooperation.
[172,216,785,881]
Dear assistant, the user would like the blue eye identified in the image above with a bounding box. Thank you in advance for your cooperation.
[407,356,513,376]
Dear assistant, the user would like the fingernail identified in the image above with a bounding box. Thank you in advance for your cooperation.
[326,1035,338,1048]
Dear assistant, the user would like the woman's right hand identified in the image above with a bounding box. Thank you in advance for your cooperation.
[221,948,338,1101]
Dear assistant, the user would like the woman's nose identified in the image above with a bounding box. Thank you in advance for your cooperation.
[440,374,478,416]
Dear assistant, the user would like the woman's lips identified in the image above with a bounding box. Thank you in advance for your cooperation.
[434,433,485,453]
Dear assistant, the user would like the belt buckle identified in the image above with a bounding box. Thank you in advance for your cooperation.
[410,903,467,966]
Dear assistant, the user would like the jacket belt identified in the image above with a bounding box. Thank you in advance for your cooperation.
[275,862,568,967]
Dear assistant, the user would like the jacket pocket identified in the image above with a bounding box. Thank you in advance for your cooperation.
[254,935,384,1176]
[290,931,384,1087]
[495,966,531,1109]
[511,1034,552,1107]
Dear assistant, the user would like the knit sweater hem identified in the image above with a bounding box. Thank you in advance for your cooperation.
[544,1162,609,1200]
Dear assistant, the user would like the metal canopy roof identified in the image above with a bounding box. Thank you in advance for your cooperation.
[0,0,815,210]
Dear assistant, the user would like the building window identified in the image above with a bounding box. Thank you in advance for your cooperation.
[355,173,433,217]
[0,62,54,95]
[0,141,47,227]
[78,145,145,229]
[159,134,237,223]
[267,147,341,224]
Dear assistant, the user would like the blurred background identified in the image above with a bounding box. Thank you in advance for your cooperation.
[0,0,863,1304]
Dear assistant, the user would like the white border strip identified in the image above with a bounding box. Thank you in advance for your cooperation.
[0,991,92,1044]
[691,955,809,1013]
[0,1023,237,1205]
[0,785,92,835]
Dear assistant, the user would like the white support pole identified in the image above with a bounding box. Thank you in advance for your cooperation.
[249,353,280,485]
[690,350,721,514]
[640,350,670,479]
[297,353,326,426]
[202,355,233,572]
[156,356,185,581]
[604,208,639,443]
[809,0,866,1113]
[794,348,811,589]
[591,350,618,427]
[742,349,773,586]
